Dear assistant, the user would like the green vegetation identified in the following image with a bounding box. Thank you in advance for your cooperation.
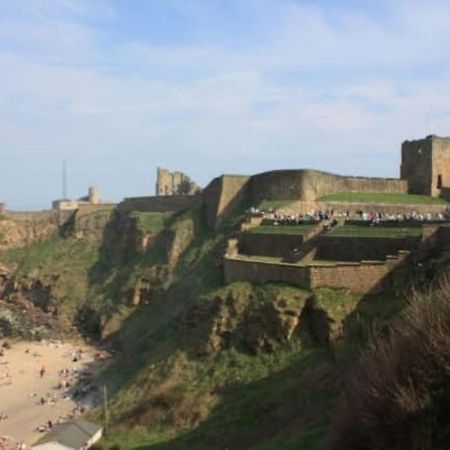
[244,255,341,266]
[319,192,449,205]
[248,224,316,235]
[0,201,424,449]
[132,212,170,235]
[258,199,297,210]
[329,224,423,238]
[0,235,100,319]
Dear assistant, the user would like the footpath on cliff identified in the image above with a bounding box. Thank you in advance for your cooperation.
[0,339,108,448]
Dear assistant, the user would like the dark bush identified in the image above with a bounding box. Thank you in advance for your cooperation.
[326,284,450,450]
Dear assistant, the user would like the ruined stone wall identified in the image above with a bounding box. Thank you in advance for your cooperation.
[315,236,420,262]
[203,175,250,228]
[156,167,200,196]
[238,232,305,257]
[250,170,407,203]
[119,195,201,214]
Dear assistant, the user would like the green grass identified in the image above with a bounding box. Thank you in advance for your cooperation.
[243,255,342,267]
[258,199,297,210]
[248,224,317,235]
[329,224,423,238]
[319,192,448,205]
[132,212,171,234]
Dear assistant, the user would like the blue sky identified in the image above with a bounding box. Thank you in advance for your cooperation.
[1,0,450,209]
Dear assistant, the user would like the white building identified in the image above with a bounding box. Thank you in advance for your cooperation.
[31,419,103,450]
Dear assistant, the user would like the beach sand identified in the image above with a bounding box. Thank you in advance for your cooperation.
[0,339,102,447]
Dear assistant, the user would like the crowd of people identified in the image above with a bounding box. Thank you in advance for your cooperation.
[0,340,100,449]
[248,206,450,227]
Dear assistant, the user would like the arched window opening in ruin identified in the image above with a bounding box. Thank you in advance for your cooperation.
[437,174,443,188]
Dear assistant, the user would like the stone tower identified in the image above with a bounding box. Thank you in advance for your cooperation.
[400,135,450,197]
[88,186,100,204]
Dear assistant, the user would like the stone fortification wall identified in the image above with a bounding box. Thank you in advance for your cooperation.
[314,236,420,262]
[224,253,407,294]
[75,203,117,215]
[203,175,250,228]
[238,232,305,258]
[119,195,201,214]
[250,170,407,203]
[72,203,117,235]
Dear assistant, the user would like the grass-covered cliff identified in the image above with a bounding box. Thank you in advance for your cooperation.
[0,204,448,449]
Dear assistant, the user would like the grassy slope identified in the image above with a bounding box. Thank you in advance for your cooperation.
[0,235,100,319]
[0,207,409,449]
[319,192,448,205]
[97,277,406,450]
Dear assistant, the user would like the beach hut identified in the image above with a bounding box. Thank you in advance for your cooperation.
[31,419,102,450]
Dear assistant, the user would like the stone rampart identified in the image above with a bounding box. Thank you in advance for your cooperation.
[203,175,250,228]
[119,195,200,214]
[73,204,117,235]
[315,236,419,262]
[238,232,305,258]
[250,170,407,203]
[224,253,407,294]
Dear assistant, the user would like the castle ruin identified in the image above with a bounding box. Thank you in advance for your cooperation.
[155,168,200,196]
[401,135,450,198]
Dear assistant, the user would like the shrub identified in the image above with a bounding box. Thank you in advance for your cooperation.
[326,282,450,450]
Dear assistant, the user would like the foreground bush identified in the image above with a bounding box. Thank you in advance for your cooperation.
[326,284,450,450]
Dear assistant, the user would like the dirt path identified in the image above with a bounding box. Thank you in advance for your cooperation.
[0,339,104,447]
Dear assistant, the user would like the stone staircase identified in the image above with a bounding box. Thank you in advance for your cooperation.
[282,219,341,264]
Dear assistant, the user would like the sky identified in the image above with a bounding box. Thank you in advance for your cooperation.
[1,0,450,210]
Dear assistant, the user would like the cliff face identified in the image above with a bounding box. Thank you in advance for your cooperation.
[0,215,60,250]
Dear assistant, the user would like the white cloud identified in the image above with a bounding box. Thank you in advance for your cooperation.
[1,0,450,208]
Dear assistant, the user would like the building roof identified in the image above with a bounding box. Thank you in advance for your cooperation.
[33,419,102,449]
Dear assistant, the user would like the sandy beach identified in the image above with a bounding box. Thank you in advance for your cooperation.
[0,339,103,447]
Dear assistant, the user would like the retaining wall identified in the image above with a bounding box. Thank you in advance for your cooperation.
[315,236,420,262]
[224,254,407,294]
[238,232,305,257]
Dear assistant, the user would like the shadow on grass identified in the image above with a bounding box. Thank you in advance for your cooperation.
[128,349,336,450]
